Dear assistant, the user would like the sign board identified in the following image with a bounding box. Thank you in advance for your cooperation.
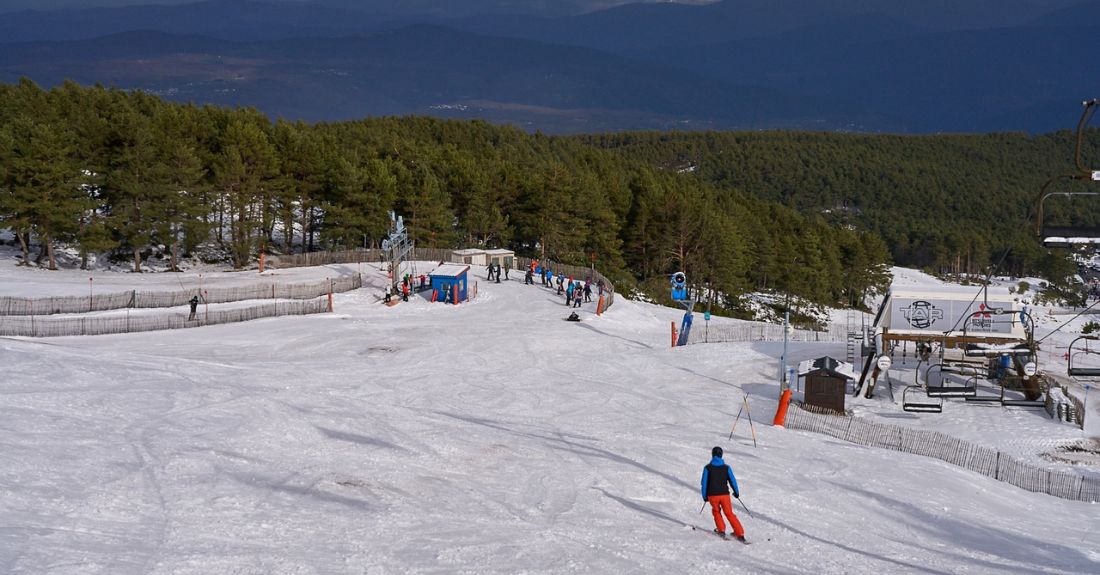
[888,297,1015,335]
[876,355,892,371]
[1023,362,1037,377]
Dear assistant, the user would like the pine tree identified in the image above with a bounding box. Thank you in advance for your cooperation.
[213,115,278,268]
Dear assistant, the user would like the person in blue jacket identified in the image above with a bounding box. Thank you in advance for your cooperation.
[700,446,745,541]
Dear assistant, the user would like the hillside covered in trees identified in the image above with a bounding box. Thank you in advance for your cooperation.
[581,129,1100,284]
[0,80,891,317]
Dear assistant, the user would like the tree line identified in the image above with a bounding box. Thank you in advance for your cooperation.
[0,80,890,316]
[579,129,1100,284]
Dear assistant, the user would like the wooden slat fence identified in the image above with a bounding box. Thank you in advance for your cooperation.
[0,275,361,316]
[784,404,1100,502]
[0,298,331,337]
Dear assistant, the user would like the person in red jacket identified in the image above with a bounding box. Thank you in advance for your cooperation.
[700,446,746,541]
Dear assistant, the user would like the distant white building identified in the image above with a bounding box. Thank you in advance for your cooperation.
[483,249,515,271]
[450,249,487,266]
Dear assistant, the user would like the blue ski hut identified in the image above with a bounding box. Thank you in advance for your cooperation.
[429,264,470,304]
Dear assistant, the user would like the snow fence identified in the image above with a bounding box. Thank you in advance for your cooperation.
[0,297,332,337]
[0,275,362,316]
[784,404,1100,502]
[685,322,848,345]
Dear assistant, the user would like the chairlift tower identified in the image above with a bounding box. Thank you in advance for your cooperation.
[381,211,414,290]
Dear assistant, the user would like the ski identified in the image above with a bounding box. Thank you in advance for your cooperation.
[691,525,749,543]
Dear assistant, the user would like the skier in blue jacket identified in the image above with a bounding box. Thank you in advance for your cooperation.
[700,446,745,541]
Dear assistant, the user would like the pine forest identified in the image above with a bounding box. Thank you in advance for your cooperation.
[4,80,1097,316]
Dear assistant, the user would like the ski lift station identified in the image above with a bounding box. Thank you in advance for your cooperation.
[878,285,1026,347]
[429,264,470,304]
[861,284,1045,413]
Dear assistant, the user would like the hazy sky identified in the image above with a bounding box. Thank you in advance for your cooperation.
[0,0,208,11]
[0,0,716,15]
[1,0,310,12]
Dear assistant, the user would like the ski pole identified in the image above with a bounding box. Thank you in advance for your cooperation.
[728,401,745,440]
[743,395,758,448]
[700,502,707,514]
[736,496,754,519]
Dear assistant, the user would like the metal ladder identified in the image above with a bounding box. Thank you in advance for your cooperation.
[845,308,859,364]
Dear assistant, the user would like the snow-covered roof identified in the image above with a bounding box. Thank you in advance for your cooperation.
[451,248,485,256]
[429,264,470,278]
[798,356,857,380]
[889,285,1016,302]
[483,249,513,255]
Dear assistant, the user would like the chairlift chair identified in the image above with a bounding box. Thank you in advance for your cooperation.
[999,374,1047,408]
[1067,335,1100,377]
[923,363,978,397]
[902,385,943,413]
[959,373,1003,404]
[1036,99,1100,248]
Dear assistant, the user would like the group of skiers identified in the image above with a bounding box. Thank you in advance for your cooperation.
[523,259,606,309]
[486,262,508,283]
[384,273,426,303]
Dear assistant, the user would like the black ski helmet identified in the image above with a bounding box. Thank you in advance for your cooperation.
[711,446,723,458]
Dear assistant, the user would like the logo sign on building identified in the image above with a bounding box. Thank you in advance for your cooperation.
[890,298,1014,334]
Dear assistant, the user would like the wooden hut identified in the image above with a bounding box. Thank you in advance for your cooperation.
[798,356,856,413]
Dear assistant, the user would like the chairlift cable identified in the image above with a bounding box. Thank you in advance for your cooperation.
[1035,296,1100,344]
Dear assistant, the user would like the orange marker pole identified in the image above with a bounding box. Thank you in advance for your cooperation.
[671,321,678,348]
[773,389,792,427]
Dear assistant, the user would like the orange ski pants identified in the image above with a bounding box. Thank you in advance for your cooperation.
[707,495,745,537]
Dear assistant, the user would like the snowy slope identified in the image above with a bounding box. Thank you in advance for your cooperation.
[1,263,1098,574]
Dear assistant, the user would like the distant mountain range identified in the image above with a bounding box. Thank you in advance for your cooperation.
[0,0,1097,133]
